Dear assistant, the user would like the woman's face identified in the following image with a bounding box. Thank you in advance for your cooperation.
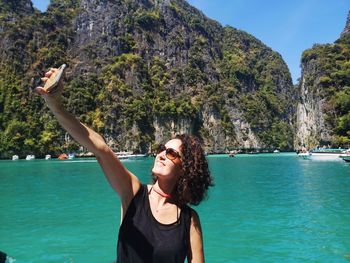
[152,138,184,181]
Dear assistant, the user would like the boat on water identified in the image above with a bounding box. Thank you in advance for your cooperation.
[12,155,19,160]
[45,154,51,160]
[115,152,147,160]
[68,153,75,159]
[341,155,350,162]
[308,148,348,160]
[58,153,68,160]
[228,150,238,157]
[297,151,311,159]
[340,149,350,162]
[25,155,35,160]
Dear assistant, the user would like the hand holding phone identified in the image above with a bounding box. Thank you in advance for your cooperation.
[43,64,67,93]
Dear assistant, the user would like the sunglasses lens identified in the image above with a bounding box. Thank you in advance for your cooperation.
[165,148,178,160]
[156,144,181,162]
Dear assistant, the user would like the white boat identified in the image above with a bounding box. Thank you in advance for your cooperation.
[340,150,350,162]
[228,151,236,157]
[68,153,75,159]
[273,149,280,153]
[297,151,311,159]
[115,152,147,160]
[25,154,35,160]
[308,148,347,160]
[340,149,350,158]
[341,155,350,162]
[12,155,19,160]
[45,154,51,160]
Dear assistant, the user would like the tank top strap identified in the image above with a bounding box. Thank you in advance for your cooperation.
[180,204,192,235]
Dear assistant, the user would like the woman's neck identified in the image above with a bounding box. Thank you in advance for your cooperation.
[152,186,172,199]
[152,180,174,199]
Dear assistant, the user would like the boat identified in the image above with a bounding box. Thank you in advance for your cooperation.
[76,151,95,157]
[273,149,280,153]
[297,151,311,159]
[340,150,350,162]
[342,155,350,162]
[12,155,19,160]
[68,153,75,159]
[58,153,68,160]
[308,148,348,160]
[25,155,35,160]
[115,152,147,160]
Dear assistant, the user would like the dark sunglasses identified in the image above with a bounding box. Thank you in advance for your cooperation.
[156,144,183,161]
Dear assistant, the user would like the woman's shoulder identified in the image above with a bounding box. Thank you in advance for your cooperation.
[186,207,200,220]
[188,208,202,235]
[181,205,200,224]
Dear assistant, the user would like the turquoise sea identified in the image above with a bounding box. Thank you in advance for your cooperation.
[1,153,350,262]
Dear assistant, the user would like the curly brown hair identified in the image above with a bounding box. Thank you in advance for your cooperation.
[153,134,214,206]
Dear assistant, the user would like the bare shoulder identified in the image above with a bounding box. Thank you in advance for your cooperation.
[188,208,204,262]
[190,209,202,228]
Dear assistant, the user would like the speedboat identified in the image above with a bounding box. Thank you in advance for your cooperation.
[45,154,51,160]
[340,150,350,162]
[309,148,347,160]
[115,152,147,160]
[342,156,350,162]
[12,155,19,160]
[297,151,311,159]
[25,155,35,160]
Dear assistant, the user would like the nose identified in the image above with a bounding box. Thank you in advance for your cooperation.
[158,150,166,160]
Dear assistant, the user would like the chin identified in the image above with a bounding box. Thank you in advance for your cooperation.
[152,167,163,177]
[152,169,170,179]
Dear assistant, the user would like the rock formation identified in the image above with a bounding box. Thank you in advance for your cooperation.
[0,0,297,157]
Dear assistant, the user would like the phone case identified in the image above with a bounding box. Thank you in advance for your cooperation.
[43,64,67,93]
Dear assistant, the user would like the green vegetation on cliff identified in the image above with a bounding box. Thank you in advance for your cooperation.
[0,0,296,158]
[221,27,295,150]
[301,33,350,146]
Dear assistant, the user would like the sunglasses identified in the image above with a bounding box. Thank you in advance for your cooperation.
[156,144,183,161]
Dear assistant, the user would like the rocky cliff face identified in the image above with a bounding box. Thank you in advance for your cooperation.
[341,11,350,37]
[0,0,35,65]
[295,11,350,149]
[0,0,34,16]
[295,66,331,148]
[0,0,296,157]
[63,0,295,153]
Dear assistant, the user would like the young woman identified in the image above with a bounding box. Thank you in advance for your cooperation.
[35,68,214,262]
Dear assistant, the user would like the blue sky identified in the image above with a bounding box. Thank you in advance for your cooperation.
[32,0,350,84]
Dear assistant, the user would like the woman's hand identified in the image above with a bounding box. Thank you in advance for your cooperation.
[34,68,63,106]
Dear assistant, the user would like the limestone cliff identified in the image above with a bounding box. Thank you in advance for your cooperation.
[295,64,332,148]
[295,11,350,149]
[0,0,296,157]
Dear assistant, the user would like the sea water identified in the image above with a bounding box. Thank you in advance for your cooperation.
[0,154,349,262]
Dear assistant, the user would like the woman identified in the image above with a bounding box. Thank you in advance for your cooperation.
[35,68,214,262]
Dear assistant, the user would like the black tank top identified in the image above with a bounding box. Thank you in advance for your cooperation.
[117,185,192,263]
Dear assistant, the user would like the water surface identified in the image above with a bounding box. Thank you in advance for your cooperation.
[0,154,349,262]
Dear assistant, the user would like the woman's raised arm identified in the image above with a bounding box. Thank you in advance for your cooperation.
[35,68,141,215]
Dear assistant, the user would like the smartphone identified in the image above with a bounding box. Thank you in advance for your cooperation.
[43,64,67,93]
